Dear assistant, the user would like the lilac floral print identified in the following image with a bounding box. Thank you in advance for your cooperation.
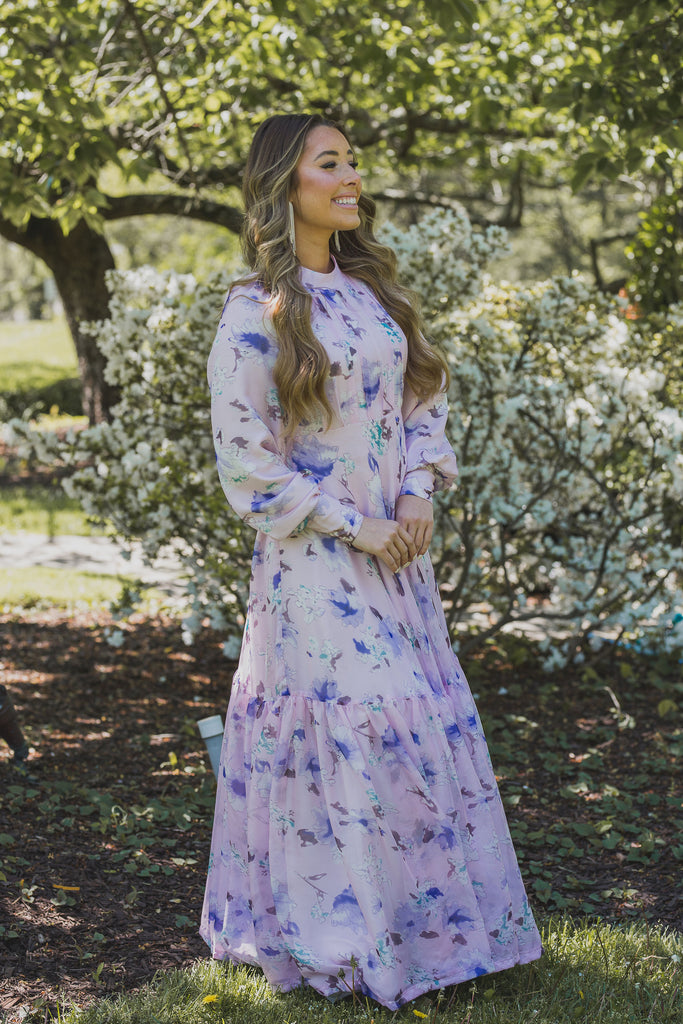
[201,259,542,1009]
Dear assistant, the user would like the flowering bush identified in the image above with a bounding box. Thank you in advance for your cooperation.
[7,208,683,665]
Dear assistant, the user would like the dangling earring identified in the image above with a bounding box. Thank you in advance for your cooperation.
[288,201,297,257]
[333,230,340,253]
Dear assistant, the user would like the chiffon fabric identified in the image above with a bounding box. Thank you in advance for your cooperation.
[200,259,542,1009]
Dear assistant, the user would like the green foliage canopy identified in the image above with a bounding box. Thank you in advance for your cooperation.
[1,0,681,236]
[0,0,680,423]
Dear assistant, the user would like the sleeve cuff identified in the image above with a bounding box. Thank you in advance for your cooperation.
[399,468,435,501]
[293,491,363,543]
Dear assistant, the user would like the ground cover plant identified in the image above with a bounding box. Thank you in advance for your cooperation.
[1,606,681,1022]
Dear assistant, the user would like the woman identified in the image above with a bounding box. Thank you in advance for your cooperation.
[201,113,542,1009]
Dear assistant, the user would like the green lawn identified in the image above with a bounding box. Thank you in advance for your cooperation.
[0,483,102,536]
[0,566,139,609]
[53,917,683,1024]
[0,317,76,387]
[0,317,81,417]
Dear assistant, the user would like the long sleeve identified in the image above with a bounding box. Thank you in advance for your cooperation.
[399,379,459,501]
[208,290,363,542]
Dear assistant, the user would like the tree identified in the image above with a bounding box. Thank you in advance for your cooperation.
[1,0,680,419]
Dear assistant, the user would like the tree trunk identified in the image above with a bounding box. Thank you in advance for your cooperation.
[46,222,118,423]
[0,215,118,424]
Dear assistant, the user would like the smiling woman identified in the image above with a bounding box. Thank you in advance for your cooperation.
[288,125,362,269]
[200,112,542,1009]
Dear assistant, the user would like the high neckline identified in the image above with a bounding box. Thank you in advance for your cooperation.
[299,255,345,289]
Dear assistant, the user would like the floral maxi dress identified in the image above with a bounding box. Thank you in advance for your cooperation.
[201,259,542,1009]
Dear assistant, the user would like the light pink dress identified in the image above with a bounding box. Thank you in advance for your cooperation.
[201,259,542,1008]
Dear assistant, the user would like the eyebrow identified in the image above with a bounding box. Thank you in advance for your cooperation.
[314,148,355,160]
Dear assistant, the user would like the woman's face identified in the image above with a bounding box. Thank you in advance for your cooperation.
[289,125,362,241]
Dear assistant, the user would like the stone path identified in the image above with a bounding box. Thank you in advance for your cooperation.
[0,531,183,594]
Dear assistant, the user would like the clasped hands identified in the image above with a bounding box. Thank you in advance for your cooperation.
[352,494,433,574]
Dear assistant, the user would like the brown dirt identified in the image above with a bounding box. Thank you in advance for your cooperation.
[1,609,681,1022]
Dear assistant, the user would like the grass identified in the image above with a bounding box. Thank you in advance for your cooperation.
[0,481,114,607]
[0,485,171,611]
[0,318,77,389]
[0,483,102,537]
[46,918,683,1024]
[0,482,171,612]
[0,318,81,417]
[0,566,143,609]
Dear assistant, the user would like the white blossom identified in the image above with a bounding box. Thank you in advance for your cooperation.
[5,214,682,666]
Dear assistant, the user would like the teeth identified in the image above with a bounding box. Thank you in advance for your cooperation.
[334,198,357,205]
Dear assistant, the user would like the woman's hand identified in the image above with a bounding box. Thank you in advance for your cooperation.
[395,494,433,558]
[352,517,417,573]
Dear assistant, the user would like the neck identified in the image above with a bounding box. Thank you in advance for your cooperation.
[295,229,334,274]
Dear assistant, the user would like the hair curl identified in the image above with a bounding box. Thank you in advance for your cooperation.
[234,113,448,438]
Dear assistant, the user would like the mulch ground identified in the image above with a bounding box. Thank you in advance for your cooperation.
[1,608,682,1022]
[0,610,232,1022]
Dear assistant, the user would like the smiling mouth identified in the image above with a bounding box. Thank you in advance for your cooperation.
[333,197,358,207]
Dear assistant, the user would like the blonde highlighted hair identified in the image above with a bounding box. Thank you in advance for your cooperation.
[235,113,448,436]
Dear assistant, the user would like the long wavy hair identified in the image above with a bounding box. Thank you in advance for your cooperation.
[235,112,448,437]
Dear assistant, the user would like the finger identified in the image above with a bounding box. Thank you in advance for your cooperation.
[392,538,411,565]
[412,521,427,553]
[418,523,433,556]
[397,525,417,559]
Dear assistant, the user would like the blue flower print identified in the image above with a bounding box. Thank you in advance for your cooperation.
[237,329,271,354]
[289,434,339,480]
[375,617,405,659]
[329,725,366,771]
[304,755,322,782]
[361,359,382,407]
[314,535,352,572]
[329,584,365,624]
[250,490,278,512]
[330,886,365,930]
[391,901,431,940]
[446,907,475,930]
[229,777,246,801]
[313,678,339,702]
[297,809,334,848]
[280,919,301,936]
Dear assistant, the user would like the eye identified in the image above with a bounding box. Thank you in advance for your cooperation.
[319,159,360,170]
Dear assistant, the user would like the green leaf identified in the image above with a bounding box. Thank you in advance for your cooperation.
[570,152,598,191]
[657,699,677,717]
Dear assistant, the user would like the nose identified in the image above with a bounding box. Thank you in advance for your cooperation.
[344,162,361,185]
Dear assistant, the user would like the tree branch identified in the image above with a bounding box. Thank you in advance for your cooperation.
[101,193,243,233]
[589,231,634,292]
[387,111,558,143]
[372,187,527,228]
[0,212,56,259]
[121,0,196,183]
[373,187,479,209]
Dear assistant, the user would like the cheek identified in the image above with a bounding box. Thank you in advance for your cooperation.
[298,168,332,199]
